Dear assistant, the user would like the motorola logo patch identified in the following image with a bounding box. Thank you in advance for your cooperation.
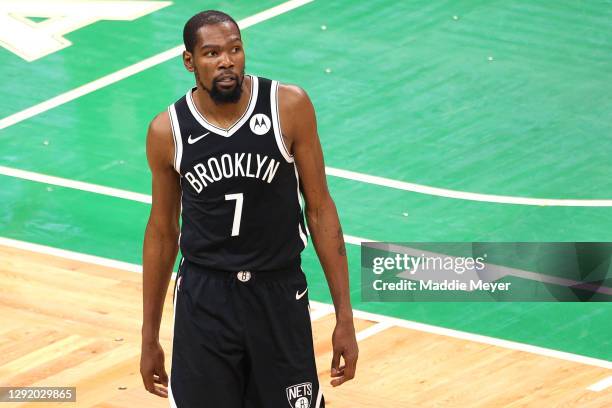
[249,113,271,135]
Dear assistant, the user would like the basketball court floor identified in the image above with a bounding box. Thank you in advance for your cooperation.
[0,0,610,406]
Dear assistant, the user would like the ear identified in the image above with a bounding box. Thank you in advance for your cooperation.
[183,50,194,72]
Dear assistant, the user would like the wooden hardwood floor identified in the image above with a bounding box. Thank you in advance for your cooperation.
[0,245,610,407]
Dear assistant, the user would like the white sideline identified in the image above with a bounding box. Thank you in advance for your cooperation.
[355,322,393,342]
[0,236,143,273]
[0,165,152,203]
[309,305,334,322]
[337,305,612,371]
[0,0,315,130]
[2,163,611,209]
[1,0,610,207]
[2,167,612,296]
[0,165,371,245]
[587,375,612,392]
[1,235,610,373]
[325,167,612,207]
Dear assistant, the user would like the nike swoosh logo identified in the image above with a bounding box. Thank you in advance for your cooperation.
[187,132,210,144]
[295,288,308,300]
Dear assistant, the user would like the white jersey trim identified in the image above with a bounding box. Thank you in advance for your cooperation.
[185,75,258,138]
[168,257,184,408]
[270,80,294,163]
[294,164,308,248]
[314,387,323,408]
[168,104,183,174]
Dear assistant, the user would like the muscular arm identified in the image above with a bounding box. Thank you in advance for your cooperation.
[140,111,181,398]
[279,84,358,386]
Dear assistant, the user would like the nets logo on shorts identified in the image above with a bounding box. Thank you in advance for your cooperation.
[286,382,312,408]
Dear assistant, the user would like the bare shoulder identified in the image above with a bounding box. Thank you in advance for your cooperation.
[277,83,317,149]
[148,110,172,140]
[277,83,313,112]
[146,110,174,169]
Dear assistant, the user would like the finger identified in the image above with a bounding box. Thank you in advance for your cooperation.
[343,353,358,381]
[342,363,356,383]
[330,349,341,376]
[330,365,345,377]
[330,355,357,387]
[141,371,154,392]
[331,375,349,387]
[160,368,169,386]
[330,373,353,387]
[152,366,169,383]
[330,369,344,377]
[151,384,168,398]
[143,371,167,396]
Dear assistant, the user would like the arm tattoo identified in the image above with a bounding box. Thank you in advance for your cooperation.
[336,226,347,256]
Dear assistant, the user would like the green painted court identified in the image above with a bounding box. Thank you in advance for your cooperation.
[0,0,611,362]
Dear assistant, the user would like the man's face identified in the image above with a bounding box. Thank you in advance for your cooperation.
[184,21,246,104]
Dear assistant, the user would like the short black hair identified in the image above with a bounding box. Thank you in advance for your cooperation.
[183,10,240,53]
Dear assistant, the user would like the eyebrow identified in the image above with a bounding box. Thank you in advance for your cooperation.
[200,37,242,50]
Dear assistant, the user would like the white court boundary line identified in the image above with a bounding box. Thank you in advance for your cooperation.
[0,236,143,273]
[1,235,611,374]
[0,165,368,243]
[587,375,612,392]
[343,305,612,371]
[3,164,612,294]
[325,167,612,207]
[0,0,315,130]
[355,321,393,342]
[0,165,152,203]
[0,0,611,206]
[2,164,612,209]
[309,304,334,322]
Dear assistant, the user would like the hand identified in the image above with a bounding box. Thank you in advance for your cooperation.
[140,339,169,398]
[330,320,358,386]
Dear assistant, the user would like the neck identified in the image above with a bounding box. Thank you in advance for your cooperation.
[193,75,251,129]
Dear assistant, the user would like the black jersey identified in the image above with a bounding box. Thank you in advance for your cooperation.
[167,75,308,271]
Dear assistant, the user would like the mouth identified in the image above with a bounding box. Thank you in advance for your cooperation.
[216,74,237,87]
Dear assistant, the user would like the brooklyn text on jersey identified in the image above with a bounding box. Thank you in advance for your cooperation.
[167,75,308,271]
[184,152,281,193]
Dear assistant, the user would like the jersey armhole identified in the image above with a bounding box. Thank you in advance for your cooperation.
[270,80,294,163]
[168,104,183,174]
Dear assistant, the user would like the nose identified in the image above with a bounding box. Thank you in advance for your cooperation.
[218,52,233,69]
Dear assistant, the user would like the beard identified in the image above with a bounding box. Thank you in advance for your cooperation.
[197,69,245,104]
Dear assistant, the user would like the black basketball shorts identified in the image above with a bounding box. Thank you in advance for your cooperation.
[169,257,325,408]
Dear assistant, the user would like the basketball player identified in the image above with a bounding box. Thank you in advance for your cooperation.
[140,10,358,408]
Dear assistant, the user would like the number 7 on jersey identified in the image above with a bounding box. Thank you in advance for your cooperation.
[225,193,244,237]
